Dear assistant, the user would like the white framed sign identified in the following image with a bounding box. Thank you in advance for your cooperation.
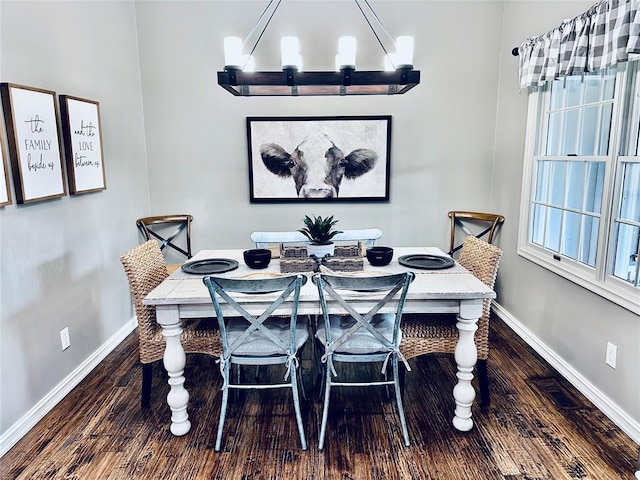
[0,130,11,206]
[0,83,66,204]
[59,95,106,194]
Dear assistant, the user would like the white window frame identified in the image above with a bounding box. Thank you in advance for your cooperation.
[518,62,640,315]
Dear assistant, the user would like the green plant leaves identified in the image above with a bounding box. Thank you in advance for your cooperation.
[298,215,343,245]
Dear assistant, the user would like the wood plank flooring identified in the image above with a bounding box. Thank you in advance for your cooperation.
[1,315,637,479]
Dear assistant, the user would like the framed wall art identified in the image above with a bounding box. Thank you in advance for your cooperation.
[247,115,391,203]
[0,83,66,204]
[59,95,106,194]
[0,129,12,206]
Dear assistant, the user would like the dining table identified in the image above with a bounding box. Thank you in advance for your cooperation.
[143,246,496,437]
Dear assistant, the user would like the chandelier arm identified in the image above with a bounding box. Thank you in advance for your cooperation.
[353,0,394,68]
[243,0,283,70]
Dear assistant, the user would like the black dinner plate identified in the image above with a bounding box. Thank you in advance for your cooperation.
[181,258,239,274]
[398,254,455,270]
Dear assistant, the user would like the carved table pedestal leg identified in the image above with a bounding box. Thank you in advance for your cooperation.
[452,299,482,432]
[156,305,191,436]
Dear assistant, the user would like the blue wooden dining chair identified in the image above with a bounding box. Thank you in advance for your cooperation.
[312,271,415,450]
[202,273,309,452]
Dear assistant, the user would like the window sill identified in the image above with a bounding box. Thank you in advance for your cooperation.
[517,245,640,315]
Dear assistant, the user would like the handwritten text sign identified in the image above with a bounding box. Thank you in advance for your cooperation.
[60,96,106,194]
[0,83,66,204]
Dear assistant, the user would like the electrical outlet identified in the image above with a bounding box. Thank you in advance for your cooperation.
[605,341,617,369]
[60,327,71,351]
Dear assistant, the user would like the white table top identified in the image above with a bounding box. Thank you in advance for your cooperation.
[143,247,495,316]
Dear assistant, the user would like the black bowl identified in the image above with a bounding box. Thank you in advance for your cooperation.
[366,246,394,266]
[243,248,272,269]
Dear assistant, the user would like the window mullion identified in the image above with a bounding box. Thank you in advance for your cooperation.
[602,66,632,283]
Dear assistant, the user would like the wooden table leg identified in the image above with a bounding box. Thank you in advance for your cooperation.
[156,305,191,436]
[452,299,482,432]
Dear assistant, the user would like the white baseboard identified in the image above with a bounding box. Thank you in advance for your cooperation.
[0,318,137,457]
[492,302,640,445]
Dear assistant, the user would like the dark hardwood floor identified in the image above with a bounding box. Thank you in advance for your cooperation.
[1,315,637,479]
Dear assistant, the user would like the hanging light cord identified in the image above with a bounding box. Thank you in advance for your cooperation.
[238,0,402,71]
[241,0,283,70]
[354,0,397,68]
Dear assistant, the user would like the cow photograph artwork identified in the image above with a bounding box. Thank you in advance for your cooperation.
[247,116,391,202]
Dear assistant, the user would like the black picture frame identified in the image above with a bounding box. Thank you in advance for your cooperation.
[247,115,391,203]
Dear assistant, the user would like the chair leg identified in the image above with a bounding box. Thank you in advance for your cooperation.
[315,339,325,400]
[382,362,392,402]
[399,365,406,399]
[318,363,332,451]
[215,361,231,452]
[297,352,307,402]
[313,336,323,394]
[393,355,410,447]
[234,364,243,402]
[477,359,490,407]
[290,367,308,450]
[317,367,326,402]
[141,363,153,408]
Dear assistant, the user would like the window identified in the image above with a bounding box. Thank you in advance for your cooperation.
[519,62,640,314]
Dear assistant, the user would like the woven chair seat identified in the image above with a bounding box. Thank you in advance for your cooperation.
[400,313,489,361]
[181,319,222,356]
[139,318,221,363]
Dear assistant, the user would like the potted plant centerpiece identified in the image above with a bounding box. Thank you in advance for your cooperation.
[299,214,342,257]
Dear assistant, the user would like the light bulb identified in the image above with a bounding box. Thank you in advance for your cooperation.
[281,36,300,69]
[224,36,243,69]
[395,36,414,68]
[337,36,356,69]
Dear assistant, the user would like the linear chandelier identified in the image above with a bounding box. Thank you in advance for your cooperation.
[217,0,420,97]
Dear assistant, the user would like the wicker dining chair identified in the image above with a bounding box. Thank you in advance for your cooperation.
[400,236,503,406]
[448,211,504,257]
[120,240,220,407]
[136,214,193,274]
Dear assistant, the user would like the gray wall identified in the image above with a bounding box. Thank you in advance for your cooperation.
[0,1,148,432]
[1,0,638,444]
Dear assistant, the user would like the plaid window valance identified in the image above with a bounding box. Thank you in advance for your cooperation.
[518,0,640,88]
